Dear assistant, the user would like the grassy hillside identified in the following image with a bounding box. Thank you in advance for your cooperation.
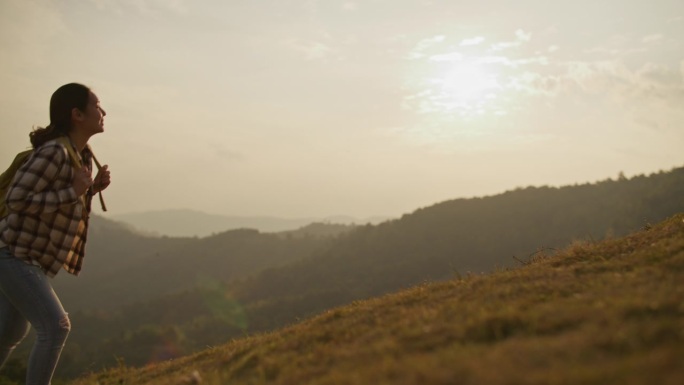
[70,213,684,385]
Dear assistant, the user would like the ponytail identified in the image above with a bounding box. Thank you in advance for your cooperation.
[29,123,68,149]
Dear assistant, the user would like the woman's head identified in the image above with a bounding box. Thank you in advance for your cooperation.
[30,83,105,148]
[49,83,91,132]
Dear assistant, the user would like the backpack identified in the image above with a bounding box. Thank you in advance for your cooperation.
[0,136,107,218]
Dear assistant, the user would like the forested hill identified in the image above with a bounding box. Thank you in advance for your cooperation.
[18,165,684,380]
[53,220,355,311]
[226,166,684,332]
[71,212,684,384]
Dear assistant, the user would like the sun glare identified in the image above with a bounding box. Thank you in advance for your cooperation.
[432,61,501,114]
[401,55,508,142]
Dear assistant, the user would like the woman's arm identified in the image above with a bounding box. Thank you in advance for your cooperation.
[5,144,79,215]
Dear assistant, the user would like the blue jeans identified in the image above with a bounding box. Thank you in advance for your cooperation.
[0,247,70,384]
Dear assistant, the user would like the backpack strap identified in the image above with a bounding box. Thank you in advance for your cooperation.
[57,137,107,212]
[60,138,83,168]
[88,145,108,212]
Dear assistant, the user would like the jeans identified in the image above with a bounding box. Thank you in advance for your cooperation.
[0,247,70,385]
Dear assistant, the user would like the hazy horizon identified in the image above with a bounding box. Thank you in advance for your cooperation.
[1,0,682,218]
[111,164,680,219]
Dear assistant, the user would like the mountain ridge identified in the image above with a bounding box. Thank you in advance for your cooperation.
[111,208,392,237]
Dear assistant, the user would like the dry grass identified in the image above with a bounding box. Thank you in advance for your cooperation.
[71,214,684,385]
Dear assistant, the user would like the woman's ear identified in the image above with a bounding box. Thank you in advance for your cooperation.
[71,107,84,123]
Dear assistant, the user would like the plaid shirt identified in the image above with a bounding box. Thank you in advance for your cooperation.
[0,138,93,277]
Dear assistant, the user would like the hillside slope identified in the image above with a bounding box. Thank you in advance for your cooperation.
[42,167,684,379]
[71,213,684,385]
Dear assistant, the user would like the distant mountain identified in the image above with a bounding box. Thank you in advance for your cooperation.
[52,216,355,312]
[111,209,391,237]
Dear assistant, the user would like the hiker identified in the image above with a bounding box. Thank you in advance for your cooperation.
[0,83,111,383]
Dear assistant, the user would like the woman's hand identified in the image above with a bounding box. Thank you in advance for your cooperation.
[93,165,111,193]
[73,166,93,196]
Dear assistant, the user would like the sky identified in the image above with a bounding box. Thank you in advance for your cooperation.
[1,0,683,219]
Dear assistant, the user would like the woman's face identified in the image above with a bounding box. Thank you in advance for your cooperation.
[77,91,107,135]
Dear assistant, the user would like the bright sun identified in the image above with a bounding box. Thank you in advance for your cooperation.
[402,53,509,142]
[431,61,501,115]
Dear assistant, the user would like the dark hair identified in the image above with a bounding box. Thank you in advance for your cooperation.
[29,83,91,148]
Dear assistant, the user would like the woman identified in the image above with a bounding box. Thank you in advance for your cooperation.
[0,83,111,383]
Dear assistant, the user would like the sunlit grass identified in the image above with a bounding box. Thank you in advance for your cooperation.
[71,214,684,385]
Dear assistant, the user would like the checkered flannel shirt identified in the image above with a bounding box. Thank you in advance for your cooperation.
[0,138,93,277]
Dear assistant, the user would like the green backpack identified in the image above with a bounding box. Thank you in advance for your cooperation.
[0,137,106,218]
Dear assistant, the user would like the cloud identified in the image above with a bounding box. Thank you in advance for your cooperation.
[443,56,684,111]
[489,29,531,51]
[460,36,485,46]
[515,29,531,41]
[429,52,463,62]
[584,46,647,56]
[548,45,559,53]
[490,41,521,51]
[287,40,335,60]
[638,63,681,88]
[641,34,663,44]
[408,35,446,59]
[585,34,652,56]
[475,56,513,66]
[562,60,684,105]
[564,61,634,94]
[475,55,549,68]
[506,72,562,96]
